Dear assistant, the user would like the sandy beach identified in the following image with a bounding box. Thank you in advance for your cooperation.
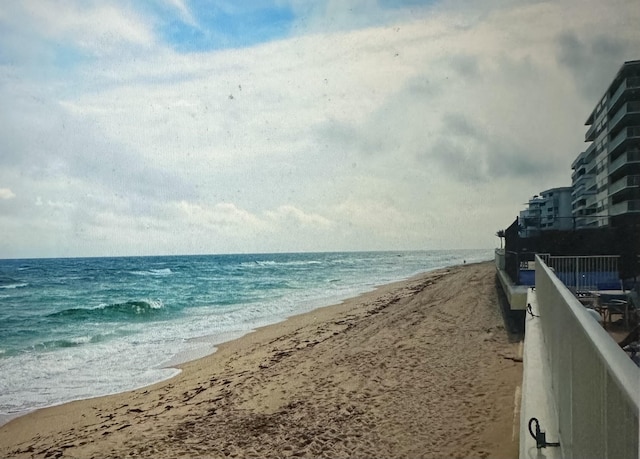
[0,261,522,458]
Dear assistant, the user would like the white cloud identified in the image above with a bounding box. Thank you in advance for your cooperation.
[0,188,15,200]
[23,1,155,53]
[170,201,268,231]
[1,0,640,257]
[163,0,198,28]
[266,205,334,228]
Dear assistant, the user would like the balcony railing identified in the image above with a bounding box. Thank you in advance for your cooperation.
[571,187,584,204]
[585,122,597,142]
[609,126,640,155]
[609,101,640,132]
[609,148,640,175]
[571,167,584,181]
[610,199,640,215]
[571,187,585,202]
[573,172,595,188]
[608,76,640,110]
[584,141,596,159]
[571,152,586,169]
[608,174,640,196]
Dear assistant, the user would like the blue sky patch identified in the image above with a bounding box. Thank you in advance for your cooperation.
[158,1,296,52]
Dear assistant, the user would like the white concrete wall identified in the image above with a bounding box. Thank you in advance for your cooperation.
[533,255,639,459]
[520,288,563,459]
[495,249,505,270]
[495,247,531,311]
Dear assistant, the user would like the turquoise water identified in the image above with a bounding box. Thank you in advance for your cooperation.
[0,250,491,419]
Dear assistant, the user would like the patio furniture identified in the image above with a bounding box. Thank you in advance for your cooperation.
[590,290,630,328]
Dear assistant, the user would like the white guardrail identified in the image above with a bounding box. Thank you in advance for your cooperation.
[534,255,639,459]
[540,254,620,291]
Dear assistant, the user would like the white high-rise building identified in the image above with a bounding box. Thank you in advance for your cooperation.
[573,60,640,228]
[519,187,573,237]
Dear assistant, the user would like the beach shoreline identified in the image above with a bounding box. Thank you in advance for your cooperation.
[0,258,472,428]
[0,260,522,458]
[2,252,491,425]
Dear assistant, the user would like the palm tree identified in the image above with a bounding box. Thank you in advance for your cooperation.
[496,229,506,249]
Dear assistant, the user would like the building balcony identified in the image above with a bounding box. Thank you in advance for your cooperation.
[580,204,598,216]
[571,167,584,181]
[608,125,640,156]
[609,148,640,175]
[609,199,640,216]
[608,76,640,112]
[573,172,595,188]
[571,185,596,206]
[608,174,640,197]
[608,101,640,133]
[571,151,586,170]
[585,123,597,142]
[582,216,603,227]
[572,164,595,181]
[571,168,595,183]
[571,184,585,199]
[573,219,589,229]
[584,141,596,159]
[573,207,585,217]
[573,202,598,216]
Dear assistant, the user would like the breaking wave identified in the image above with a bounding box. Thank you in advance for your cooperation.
[129,268,173,277]
[0,277,28,289]
[48,299,166,321]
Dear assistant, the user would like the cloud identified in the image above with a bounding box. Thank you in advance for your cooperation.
[282,0,438,34]
[170,201,267,231]
[23,1,155,53]
[266,205,333,228]
[1,0,640,257]
[0,188,15,200]
[556,32,630,101]
[425,112,553,183]
[163,0,198,27]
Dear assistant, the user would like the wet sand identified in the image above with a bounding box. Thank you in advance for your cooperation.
[0,261,522,458]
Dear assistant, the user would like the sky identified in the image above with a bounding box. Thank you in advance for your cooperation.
[0,0,639,258]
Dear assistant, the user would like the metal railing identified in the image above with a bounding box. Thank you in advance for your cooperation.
[545,255,621,291]
[534,256,639,458]
[503,251,547,286]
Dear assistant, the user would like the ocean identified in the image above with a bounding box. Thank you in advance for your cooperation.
[0,250,491,422]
